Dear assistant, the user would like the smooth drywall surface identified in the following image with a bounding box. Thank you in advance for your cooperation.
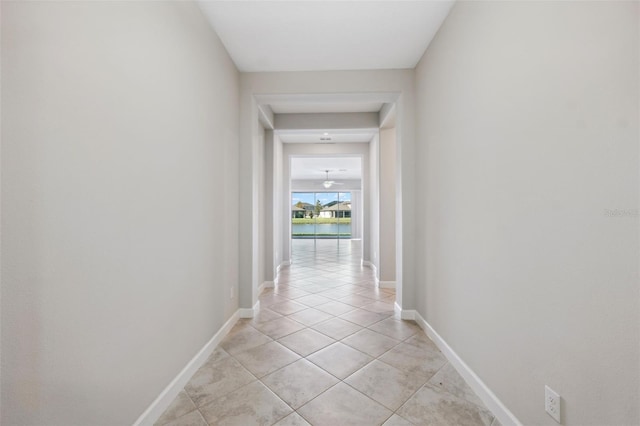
[369,134,381,274]
[415,1,639,425]
[240,71,415,311]
[273,134,284,273]
[263,130,275,283]
[257,128,266,286]
[351,190,363,240]
[379,128,396,282]
[1,1,239,424]
[274,112,379,130]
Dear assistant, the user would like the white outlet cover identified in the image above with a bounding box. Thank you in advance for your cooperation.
[545,385,561,423]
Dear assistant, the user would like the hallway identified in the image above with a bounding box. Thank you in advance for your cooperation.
[155,241,497,426]
[3,2,638,424]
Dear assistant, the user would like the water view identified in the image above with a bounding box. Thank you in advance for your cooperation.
[292,223,352,238]
[292,191,352,239]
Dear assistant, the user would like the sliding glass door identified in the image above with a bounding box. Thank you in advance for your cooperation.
[291,192,351,239]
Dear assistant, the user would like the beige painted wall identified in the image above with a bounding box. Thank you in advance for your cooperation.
[273,134,285,274]
[379,128,396,283]
[415,1,639,424]
[0,1,240,424]
[369,134,380,272]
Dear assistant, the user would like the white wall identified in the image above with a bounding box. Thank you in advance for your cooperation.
[415,2,639,425]
[273,134,284,275]
[369,134,381,274]
[0,2,240,424]
[263,130,275,284]
[257,127,266,286]
[379,128,396,283]
[275,112,379,130]
[351,190,363,240]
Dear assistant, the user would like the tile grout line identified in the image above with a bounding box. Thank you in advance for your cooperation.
[172,241,482,426]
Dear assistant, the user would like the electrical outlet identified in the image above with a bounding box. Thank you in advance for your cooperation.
[230,286,234,300]
[545,385,561,423]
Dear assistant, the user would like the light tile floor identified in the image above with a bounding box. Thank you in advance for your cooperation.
[156,239,500,426]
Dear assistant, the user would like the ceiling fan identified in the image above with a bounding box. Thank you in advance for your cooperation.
[322,170,344,189]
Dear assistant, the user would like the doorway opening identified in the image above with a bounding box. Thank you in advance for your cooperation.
[288,156,364,262]
[249,92,402,317]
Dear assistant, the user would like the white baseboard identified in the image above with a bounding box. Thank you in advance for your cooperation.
[277,261,289,272]
[363,262,380,286]
[133,310,240,426]
[274,265,281,286]
[412,311,522,426]
[378,280,396,289]
[239,300,260,319]
[394,302,416,321]
[363,261,377,273]
[274,261,290,286]
[258,281,274,296]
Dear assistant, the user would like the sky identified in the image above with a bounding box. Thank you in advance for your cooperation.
[292,192,351,206]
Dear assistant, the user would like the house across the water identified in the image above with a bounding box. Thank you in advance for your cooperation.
[320,201,351,218]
